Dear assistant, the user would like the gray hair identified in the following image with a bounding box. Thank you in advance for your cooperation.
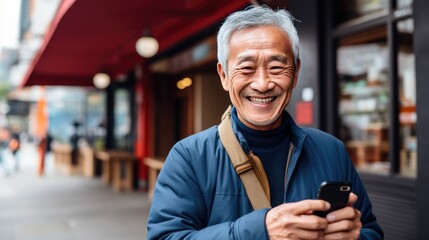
[217,5,300,71]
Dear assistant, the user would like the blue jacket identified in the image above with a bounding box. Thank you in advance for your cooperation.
[147,110,383,239]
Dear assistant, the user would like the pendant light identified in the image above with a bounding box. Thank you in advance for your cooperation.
[93,72,111,89]
[135,29,159,58]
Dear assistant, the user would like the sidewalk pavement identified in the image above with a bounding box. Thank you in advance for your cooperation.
[0,142,151,240]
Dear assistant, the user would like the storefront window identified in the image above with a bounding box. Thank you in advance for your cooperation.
[337,27,390,174]
[114,89,131,150]
[86,92,106,150]
[397,18,417,177]
[47,87,86,143]
[335,0,388,26]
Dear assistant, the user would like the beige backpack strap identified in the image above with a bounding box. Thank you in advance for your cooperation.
[248,152,270,202]
[218,106,271,210]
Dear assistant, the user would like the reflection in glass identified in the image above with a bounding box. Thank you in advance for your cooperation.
[47,87,86,143]
[397,18,417,178]
[114,89,131,150]
[86,92,106,150]
[335,0,388,25]
[397,0,413,9]
[337,28,390,174]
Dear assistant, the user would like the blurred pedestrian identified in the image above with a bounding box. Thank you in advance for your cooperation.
[9,126,21,172]
[70,121,81,166]
[0,127,10,177]
[46,132,53,154]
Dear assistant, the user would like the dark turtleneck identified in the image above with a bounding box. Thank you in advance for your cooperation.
[231,108,291,207]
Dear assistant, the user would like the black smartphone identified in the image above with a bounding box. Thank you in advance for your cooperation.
[314,181,352,217]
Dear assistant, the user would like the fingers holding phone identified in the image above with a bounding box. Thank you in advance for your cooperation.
[266,182,361,239]
[325,192,361,222]
[314,182,362,240]
[323,200,362,240]
[265,199,330,239]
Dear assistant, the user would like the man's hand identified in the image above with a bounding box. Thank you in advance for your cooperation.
[265,199,330,239]
[323,193,362,240]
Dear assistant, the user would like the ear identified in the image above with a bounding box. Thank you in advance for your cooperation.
[292,58,301,88]
[217,62,229,91]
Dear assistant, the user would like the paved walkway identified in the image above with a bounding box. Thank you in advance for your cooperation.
[0,142,151,240]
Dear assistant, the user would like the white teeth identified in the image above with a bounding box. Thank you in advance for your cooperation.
[249,97,274,104]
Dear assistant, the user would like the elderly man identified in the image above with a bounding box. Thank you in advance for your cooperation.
[147,5,383,240]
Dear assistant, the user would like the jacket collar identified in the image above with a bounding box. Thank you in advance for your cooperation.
[283,110,307,152]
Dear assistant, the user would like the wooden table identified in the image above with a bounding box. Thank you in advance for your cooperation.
[110,151,137,192]
[52,143,81,175]
[144,157,165,200]
[96,150,137,192]
[95,150,112,185]
[80,146,96,178]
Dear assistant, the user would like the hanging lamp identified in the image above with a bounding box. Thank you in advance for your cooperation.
[93,72,111,89]
[135,29,159,58]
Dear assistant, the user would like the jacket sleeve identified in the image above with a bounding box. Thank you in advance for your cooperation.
[147,142,270,240]
[340,143,384,240]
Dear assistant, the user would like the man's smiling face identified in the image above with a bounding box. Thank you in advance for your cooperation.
[217,25,300,131]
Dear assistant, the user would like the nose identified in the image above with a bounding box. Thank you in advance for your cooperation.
[249,67,275,92]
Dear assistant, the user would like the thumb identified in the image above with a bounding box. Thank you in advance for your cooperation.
[348,192,358,206]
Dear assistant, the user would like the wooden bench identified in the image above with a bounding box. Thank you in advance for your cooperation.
[144,157,165,200]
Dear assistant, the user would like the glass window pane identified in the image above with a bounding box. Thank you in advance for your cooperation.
[47,87,86,143]
[337,27,390,174]
[397,18,417,178]
[397,0,413,9]
[335,0,388,26]
[86,92,106,150]
[114,89,131,150]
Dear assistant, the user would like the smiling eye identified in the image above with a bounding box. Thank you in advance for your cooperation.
[269,66,284,73]
[240,66,255,73]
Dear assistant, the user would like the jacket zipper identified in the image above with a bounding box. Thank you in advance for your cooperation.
[284,142,294,202]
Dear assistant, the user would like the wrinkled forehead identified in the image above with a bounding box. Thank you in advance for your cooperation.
[228,26,294,58]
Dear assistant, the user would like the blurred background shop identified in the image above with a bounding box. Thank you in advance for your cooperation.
[1,0,428,239]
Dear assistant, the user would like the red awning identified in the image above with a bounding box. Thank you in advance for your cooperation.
[22,0,250,87]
